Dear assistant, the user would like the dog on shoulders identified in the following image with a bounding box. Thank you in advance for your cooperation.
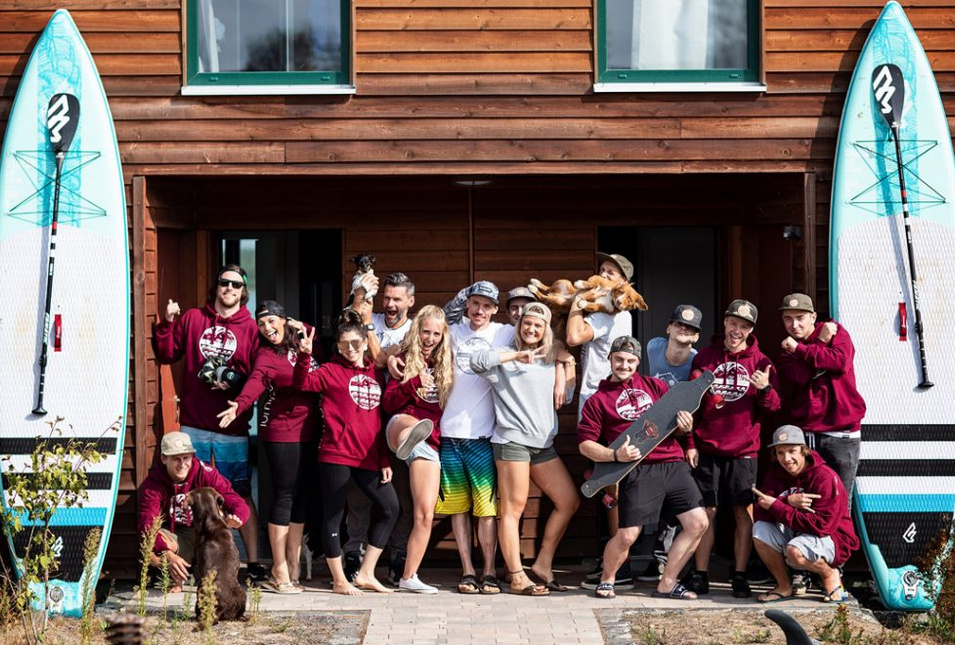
[186,487,247,622]
[528,275,648,315]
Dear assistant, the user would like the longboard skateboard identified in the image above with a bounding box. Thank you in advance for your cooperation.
[580,371,715,498]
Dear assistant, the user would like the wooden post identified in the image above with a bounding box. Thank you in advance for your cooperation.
[132,176,149,491]
[803,172,817,304]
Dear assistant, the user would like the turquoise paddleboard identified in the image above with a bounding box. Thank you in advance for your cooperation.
[831,1,955,611]
[0,10,128,616]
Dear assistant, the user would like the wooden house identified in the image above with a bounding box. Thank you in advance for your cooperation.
[1,0,952,576]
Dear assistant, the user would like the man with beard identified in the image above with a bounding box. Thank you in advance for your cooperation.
[682,299,781,598]
[154,264,265,581]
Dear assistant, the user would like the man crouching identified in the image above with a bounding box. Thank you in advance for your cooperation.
[752,425,860,604]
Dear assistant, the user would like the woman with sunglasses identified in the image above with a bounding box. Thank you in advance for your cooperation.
[216,300,320,594]
[295,309,398,595]
[380,305,454,594]
[470,302,579,596]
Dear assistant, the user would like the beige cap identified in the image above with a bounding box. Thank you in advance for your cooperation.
[161,432,196,456]
[779,293,815,313]
[521,302,552,325]
[596,252,635,282]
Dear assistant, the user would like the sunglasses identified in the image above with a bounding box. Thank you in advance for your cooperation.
[218,279,245,290]
[337,339,364,351]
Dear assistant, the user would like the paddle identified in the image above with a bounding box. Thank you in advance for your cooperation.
[871,63,933,389]
[33,93,80,415]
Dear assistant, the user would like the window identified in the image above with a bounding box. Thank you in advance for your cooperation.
[184,0,352,94]
[596,0,762,92]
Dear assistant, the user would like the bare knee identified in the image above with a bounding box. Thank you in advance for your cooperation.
[414,507,434,528]
[682,509,709,537]
[785,544,806,566]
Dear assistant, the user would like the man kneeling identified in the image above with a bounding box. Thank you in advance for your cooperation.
[752,425,859,604]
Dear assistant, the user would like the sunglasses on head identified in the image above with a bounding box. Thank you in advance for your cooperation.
[218,279,245,289]
[337,339,364,351]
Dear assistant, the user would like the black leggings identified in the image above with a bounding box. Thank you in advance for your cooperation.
[318,462,399,559]
[263,441,315,526]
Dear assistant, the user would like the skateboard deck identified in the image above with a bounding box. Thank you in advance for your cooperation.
[580,371,714,498]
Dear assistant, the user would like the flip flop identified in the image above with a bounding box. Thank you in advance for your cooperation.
[260,578,302,595]
[480,575,502,594]
[822,585,850,604]
[758,590,795,604]
[457,574,481,595]
[651,583,697,600]
[595,582,615,599]
[508,583,550,596]
[544,579,570,592]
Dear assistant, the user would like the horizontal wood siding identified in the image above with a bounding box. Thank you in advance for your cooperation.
[0,0,953,572]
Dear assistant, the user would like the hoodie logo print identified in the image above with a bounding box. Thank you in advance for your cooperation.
[711,362,751,402]
[454,336,492,375]
[349,375,381,410]
[198,325,238,360]
[615,388,653,420]
[288,350,319,373]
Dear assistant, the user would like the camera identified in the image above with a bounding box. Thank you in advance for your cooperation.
[198,357,247,391]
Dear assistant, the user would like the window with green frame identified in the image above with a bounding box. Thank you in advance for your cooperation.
[597,0,760,85]
[185,0,350,89]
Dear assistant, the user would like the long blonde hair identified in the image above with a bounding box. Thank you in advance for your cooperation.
[400,305,454,408]
[514,312,556,363]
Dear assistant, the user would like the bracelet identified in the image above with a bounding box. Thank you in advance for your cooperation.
[612,448,619,463]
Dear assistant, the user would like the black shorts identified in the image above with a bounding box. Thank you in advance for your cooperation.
[618,461,704,529]
[693,453,757,507]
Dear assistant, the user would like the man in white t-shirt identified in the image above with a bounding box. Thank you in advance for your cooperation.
[439,280,515,594]
[566,252,635,416]
[344,272,415,582]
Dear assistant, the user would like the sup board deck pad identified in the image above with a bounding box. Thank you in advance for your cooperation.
[0,9,128,617]
[830,0,955,612]
[580,371,714,499]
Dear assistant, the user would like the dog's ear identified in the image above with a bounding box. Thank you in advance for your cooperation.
[216,493,224,508]
[184,491,194,507]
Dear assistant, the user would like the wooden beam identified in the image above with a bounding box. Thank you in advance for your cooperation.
[131,176,150,493]
[803,171,817,303]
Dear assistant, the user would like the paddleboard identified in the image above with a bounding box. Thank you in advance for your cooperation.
[0,10,128,616]
[830,1,955,611]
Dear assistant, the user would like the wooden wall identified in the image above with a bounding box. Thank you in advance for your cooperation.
[1,0,954,574]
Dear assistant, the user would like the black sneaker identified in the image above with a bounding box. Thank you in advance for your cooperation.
[680,570,709,595]
[343,551,362,583]
[582,558,603,586]
[581,560,634,591]
[635,559,662,582]
[246,562,269,583]
[387,551,406,587]
[731,573,752,598]
[746,561,773,585]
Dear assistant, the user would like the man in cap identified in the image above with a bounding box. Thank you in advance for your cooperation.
[154,264,265,580]
[776,293,866,502]
[751,425,859,604]
[682,299,781,598]
[138,432,250,592]
[578,335,707,599]
[433,280,515,594]
[505,286,537,327]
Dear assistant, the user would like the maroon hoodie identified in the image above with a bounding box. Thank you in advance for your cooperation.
[382,355,443,450]
[294,353,388,471]
[754,449,860,567]
[138,458,250,554]
[577,374,684,464]
[688,334,781,458]
[153,303,259,436]
[234,343,321,443]
[776,321,866,434]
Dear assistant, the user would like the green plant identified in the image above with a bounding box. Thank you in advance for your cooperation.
[815,604,869,645]
[137,515,162,616]
[197,569,218,639]
[0,416,118,644]
[246,577,261,625]
[634,623,668,645]
[158,551,172,623]
[79,527,102,645]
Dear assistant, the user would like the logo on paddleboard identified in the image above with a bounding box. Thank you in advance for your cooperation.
[348,375,381,410]
[615,388,653,420]
[198,326,238,360]
[711,362,751,402]
[902,522,917,544]
[902,570,920,601]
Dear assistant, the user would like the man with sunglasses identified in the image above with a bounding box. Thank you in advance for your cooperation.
[154,264,266,582]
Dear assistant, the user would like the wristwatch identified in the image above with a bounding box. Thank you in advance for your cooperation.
[364,324,376,332]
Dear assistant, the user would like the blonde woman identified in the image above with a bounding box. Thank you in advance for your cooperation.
[382,305,454,593]
[470,302,579,595]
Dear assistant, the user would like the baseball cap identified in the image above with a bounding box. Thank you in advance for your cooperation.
[255,300,286,319]
[520,302,552,326]
[596,252,635,282]
[769,425,806,447]
[779,293,815,313]
[466,280,499,305]
[724,299,758,325]
[506,286,536,306]
[161,432,196,456]
[609,335,641,360]
[669,304,703,331]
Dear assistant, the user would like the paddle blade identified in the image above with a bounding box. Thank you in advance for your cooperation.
[872,63,905,129]
[46,93,80,154]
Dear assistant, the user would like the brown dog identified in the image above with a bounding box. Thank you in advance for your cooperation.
[528,275,648,315]
[186,487,246,622]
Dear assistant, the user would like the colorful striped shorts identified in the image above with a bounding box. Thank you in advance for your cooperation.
[435,437,497,517]
[180,426,251,497]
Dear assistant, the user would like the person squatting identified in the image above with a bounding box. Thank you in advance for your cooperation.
[140,255,864,602]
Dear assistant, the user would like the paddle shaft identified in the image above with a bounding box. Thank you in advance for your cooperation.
[890,124,933,389]
[32,151,66,415]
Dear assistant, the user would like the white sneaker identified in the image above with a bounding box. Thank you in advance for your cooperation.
[395,419,433,460]
[399,574,438,594]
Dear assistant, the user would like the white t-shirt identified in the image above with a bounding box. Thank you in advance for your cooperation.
[372,312,411,350]
[441,321,516,440]
[578,310,632,414]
